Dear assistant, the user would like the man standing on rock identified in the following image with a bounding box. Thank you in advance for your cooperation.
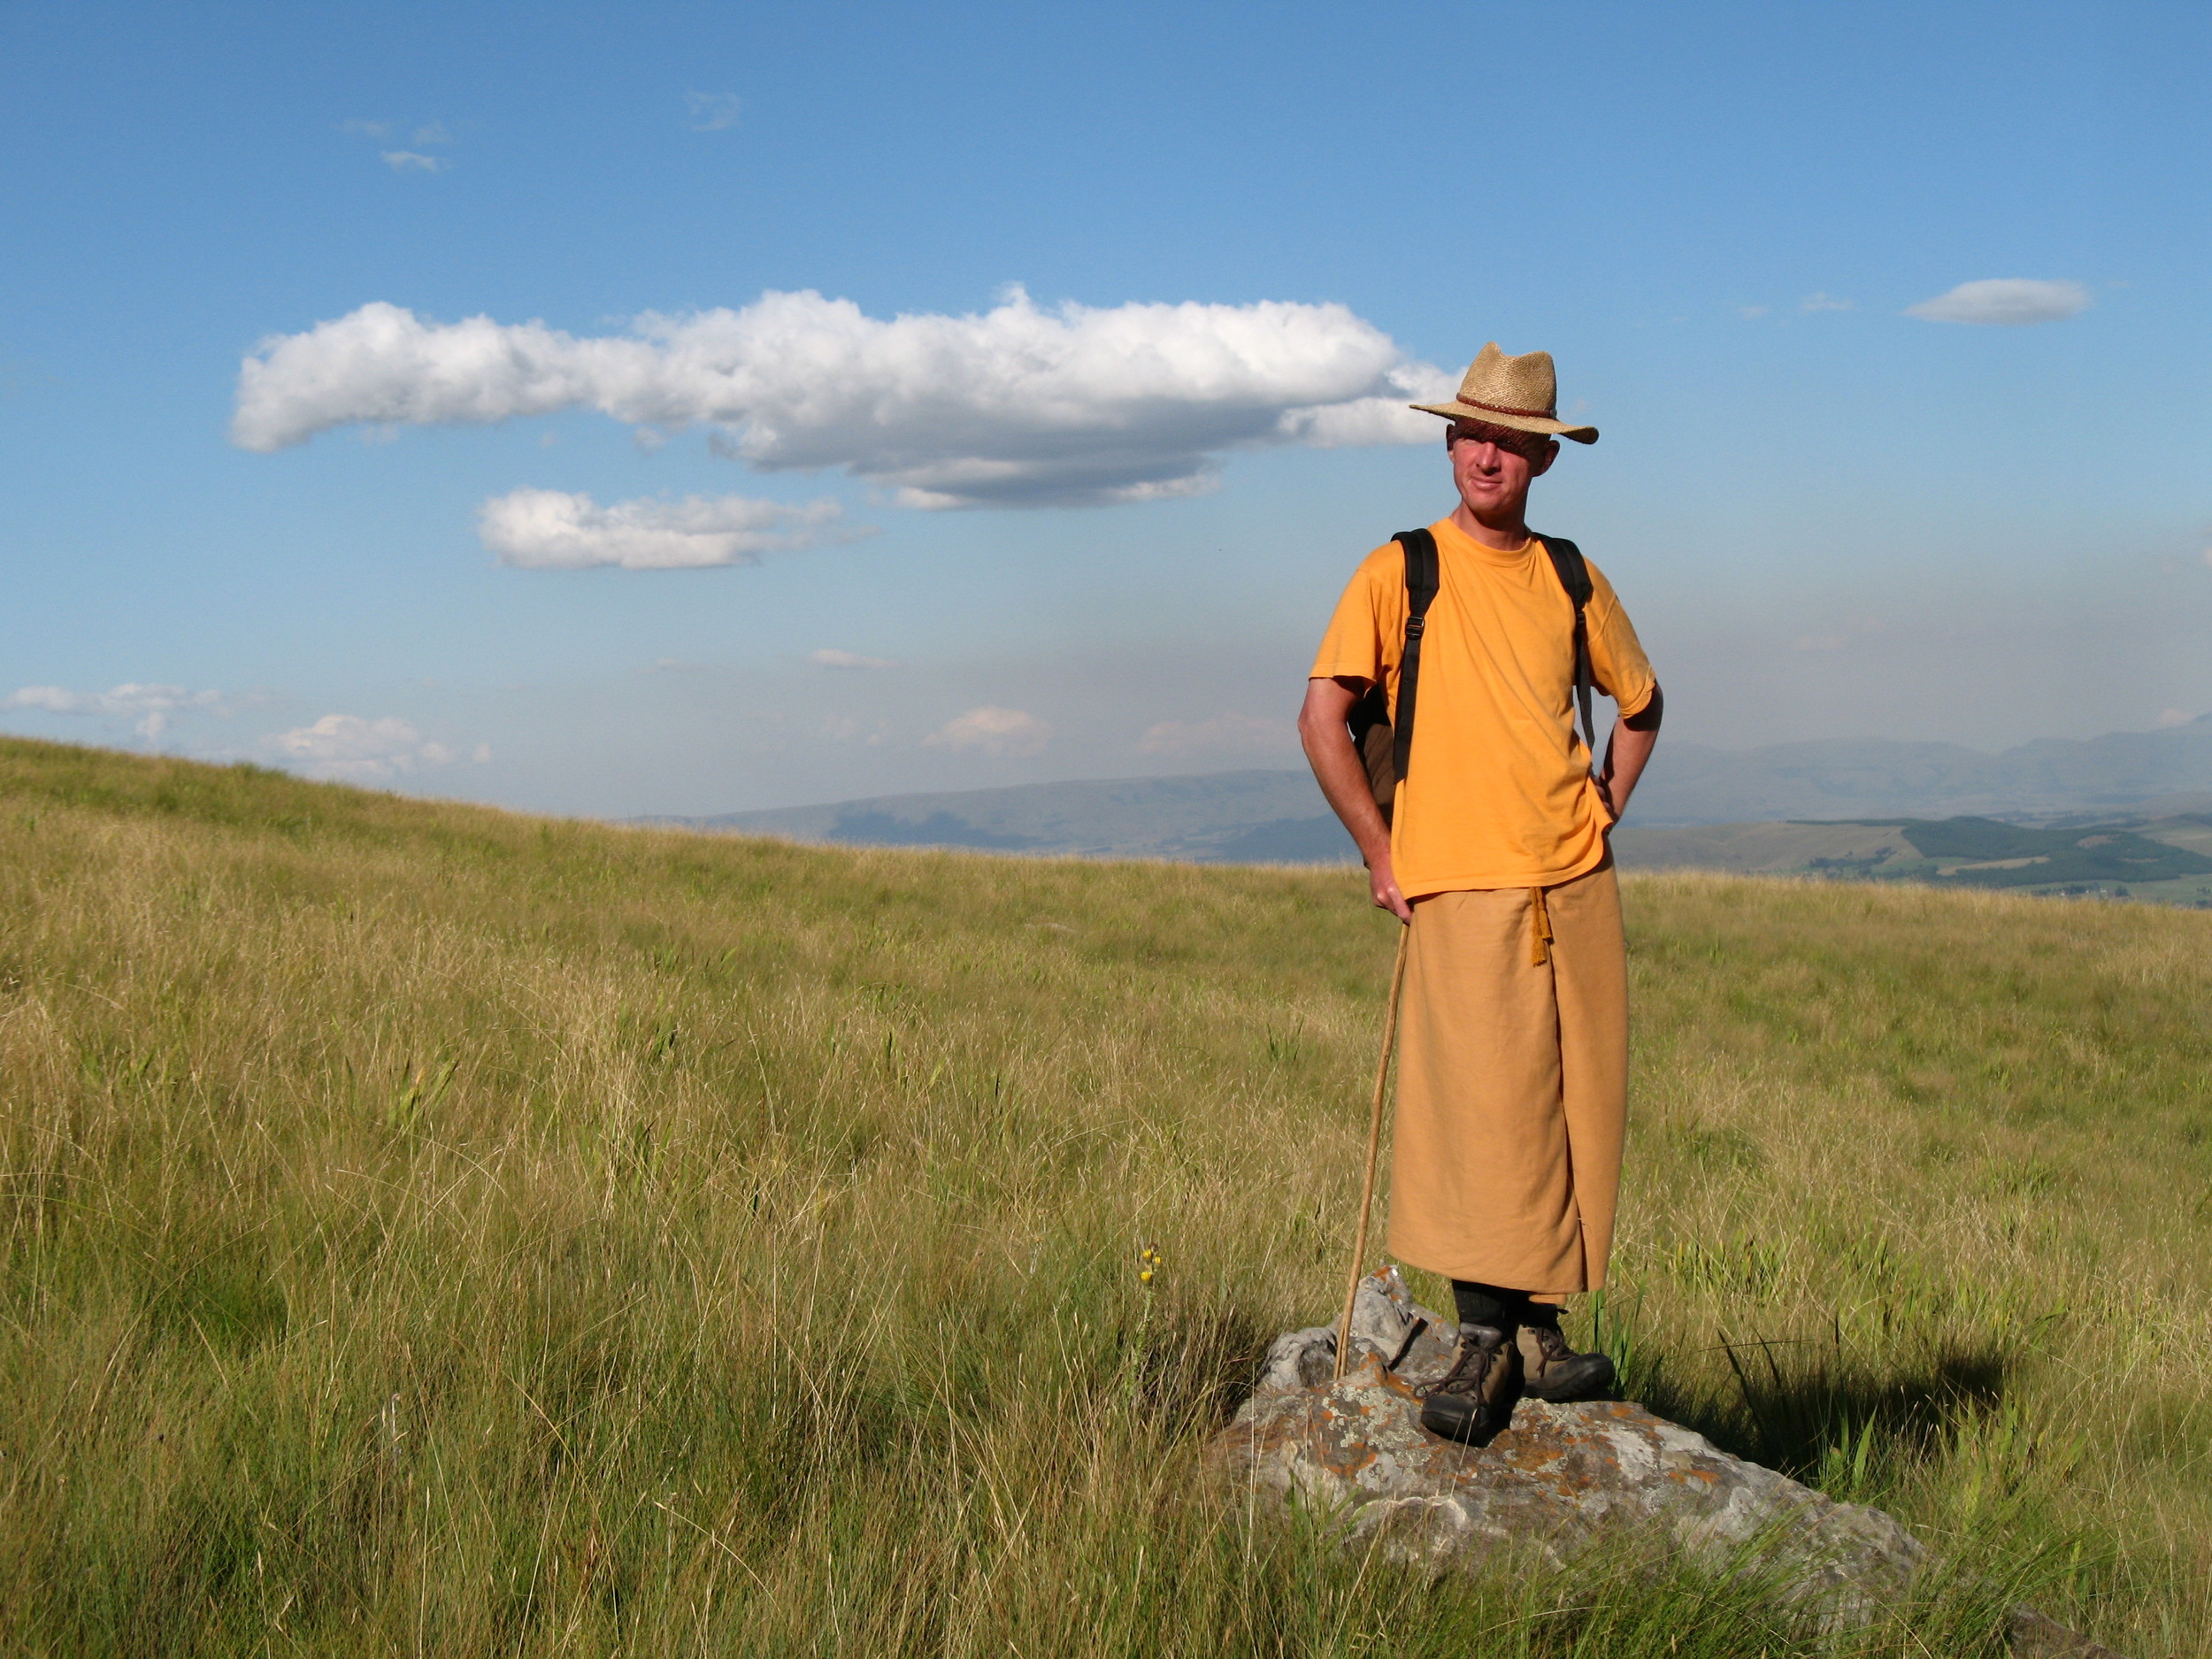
[1298,342,1663,1445]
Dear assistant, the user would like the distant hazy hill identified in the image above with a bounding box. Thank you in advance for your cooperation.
[1616,813,2212,907]
[1630,715,2212,823]
[641,717,2212,863]
[643,770,1344,862]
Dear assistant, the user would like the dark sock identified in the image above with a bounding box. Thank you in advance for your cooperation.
[1451,1280,1526,1333]
[1522,1301,1563,1331]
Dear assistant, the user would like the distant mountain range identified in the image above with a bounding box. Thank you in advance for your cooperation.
[633,717,2212,866]
[1625,715,2212,824]
[644,770,1346,862]
[1617,813,2212,907]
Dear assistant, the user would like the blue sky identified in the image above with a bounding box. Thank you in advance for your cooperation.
[4,1,2208,815]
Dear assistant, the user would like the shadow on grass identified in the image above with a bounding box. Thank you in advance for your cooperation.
[1127,1301,1285,1432]
[1626,1330,2010,1491]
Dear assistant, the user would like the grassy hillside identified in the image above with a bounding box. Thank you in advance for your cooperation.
[2,737,2208,1656]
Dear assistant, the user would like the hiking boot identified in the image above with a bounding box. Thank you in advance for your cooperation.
[1417,1323,1521,1445]
[1516,1320,1616,1402]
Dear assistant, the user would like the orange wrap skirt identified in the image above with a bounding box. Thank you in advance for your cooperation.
[1386,858,1628,1296]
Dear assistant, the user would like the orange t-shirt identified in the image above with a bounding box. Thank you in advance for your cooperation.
[1310,517,1657,898]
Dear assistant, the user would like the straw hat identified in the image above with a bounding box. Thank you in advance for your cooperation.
[1410,342,1598,444]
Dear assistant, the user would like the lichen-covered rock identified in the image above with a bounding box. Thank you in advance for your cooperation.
[1212,1272,2123,1657]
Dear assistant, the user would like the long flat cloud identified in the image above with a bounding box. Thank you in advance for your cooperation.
[1905,279,2092,326]
[232,288,1454,507]
[5,682,222,738]
[477,488,854,569]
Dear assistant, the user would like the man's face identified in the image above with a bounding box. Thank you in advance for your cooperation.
[1448,419,1558,519]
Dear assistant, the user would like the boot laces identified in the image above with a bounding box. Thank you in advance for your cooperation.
[1422,1326,1503,1400]
[1528,1324,1574,1365]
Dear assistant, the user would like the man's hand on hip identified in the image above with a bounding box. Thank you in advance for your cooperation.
[1595,684,1663,826]
[1298,674,1412,926]
[1367,851,1413,923]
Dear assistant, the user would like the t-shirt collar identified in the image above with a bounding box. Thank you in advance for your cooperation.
[1432,516,1537,568]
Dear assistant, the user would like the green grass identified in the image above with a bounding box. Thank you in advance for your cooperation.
[1,736,2208,1656]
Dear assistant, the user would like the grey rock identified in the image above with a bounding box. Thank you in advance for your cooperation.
[1213,1273,2124,1657]
[1254,1269,1435,1396]
[1255,1326,1340,1393]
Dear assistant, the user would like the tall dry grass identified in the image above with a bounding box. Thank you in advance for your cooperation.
[0,737,2206,1655]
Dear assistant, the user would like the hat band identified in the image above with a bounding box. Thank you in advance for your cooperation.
[1455,393,1557,421]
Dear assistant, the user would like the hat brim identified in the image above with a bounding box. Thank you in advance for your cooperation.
[1410,402,1598,444]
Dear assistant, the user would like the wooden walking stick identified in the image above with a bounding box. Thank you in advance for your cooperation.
[1333,921,1411,1381]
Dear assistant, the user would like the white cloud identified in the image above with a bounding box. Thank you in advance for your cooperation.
[2157,708,2192,727]
[2201,545,2212,571]
[1792,634,1846,653]
[476,488,853,570]
[1737,305,1770,320]
[1275,362,1458,449]
[1137,713,1288,756]
[808,649,898,669]
[1801,292,1854,312]
[1905,279,2092,326]
[229,288,1451,507]
[342,119,394,139]
[686,92,741,131]
[4,682,223,739]
[411,121,450,146]
[381,150,448,173]
[264,714,480,782]
[923,706,1050,757]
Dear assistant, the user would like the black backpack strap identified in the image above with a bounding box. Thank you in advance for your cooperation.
[1535,534,1596,765]
[1389,528,1440,787]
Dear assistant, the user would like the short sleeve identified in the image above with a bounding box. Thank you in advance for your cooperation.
[1584,562,1657,718]
[1310,546,1402,687]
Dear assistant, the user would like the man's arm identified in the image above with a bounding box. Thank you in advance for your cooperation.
[1596,684,1663,822]
[1297,676,1412,922]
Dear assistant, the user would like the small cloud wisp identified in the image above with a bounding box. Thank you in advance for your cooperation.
[1905,280,2092,326]
[264,715,485,783]
[477,488,855,570]
[1137,713,1286,757]
[686,92,741,131]
[924,706,1051,758]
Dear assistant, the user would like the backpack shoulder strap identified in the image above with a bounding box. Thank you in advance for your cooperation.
[1389,528,1440,787]
[1535,534,1597,765]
